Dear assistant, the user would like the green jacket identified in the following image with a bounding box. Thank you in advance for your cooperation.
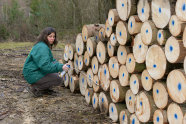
[23,42,63,84]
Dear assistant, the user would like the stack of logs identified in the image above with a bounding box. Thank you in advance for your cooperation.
[63,0,186,123]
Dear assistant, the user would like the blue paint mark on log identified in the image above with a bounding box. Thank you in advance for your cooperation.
[142,8,144,14]
[157,116,159,122]
[156,89,159,94]
[174,114,178,119]
[153,64,157,68]
[146,76,148,80]
[159,7,161,13]
[158,33,161,39]
[183,3,186,11]
[178,83,182,91]
[169,45,173,52]
[122,73,125,77]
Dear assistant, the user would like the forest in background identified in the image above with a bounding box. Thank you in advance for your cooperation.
[0,0,115,42]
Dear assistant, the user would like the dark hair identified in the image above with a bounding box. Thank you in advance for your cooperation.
[36,27,58,49]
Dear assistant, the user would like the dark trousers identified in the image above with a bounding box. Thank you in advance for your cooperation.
[31,73,63,90]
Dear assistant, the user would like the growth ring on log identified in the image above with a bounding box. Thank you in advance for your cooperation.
[146,45,167,80]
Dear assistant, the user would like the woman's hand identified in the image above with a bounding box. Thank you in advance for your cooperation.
[63,63,70,71]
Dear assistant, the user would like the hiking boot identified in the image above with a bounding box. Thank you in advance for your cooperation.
[26,87,43,97]
[42,89,58,96]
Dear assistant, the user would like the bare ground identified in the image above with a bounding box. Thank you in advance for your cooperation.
[0,45,112,124]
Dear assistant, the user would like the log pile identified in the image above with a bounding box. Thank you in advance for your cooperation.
[63,0,186,123]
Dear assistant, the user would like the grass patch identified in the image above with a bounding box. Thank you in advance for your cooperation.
[54,42,65,50]
[0,42,34,50]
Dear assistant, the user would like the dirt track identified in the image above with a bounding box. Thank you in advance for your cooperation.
[0,45,112,124]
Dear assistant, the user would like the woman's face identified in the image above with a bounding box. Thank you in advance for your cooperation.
[47,33,55,45]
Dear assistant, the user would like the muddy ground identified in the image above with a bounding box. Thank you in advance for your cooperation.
[0,44,112,124]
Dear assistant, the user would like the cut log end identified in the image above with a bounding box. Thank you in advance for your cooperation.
[151,0,171,28]
[128,15,142,35]
[87,68,94,88]
[119,65,129,87]
[167,103,184,124]
[119,110,130,124]
[92,93,99,110]
[135,91,156,123]
[117,45,128,65]
[165,36,186,63]
[79,72,87,96]
[153,109,168,124]
[99,92,111,114]
[125,89,136,114]
[93,75,100,93]
[133,33,148,63]
[85,88,94,105]
[116,21,129,45]
[130,74,142,95]
[137,0,151,22]
[141,69,153,91]
[176,0,186,21]
[109,57,119,78]
[169,15,183,37]
[91,56,99,74]
[64,73,69,88]
[153,82,168,109]
[146,45,167,80]
[130,114,141,124]
[76,33,84,56]
[167,69,186,104]
[84,51,90,67]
